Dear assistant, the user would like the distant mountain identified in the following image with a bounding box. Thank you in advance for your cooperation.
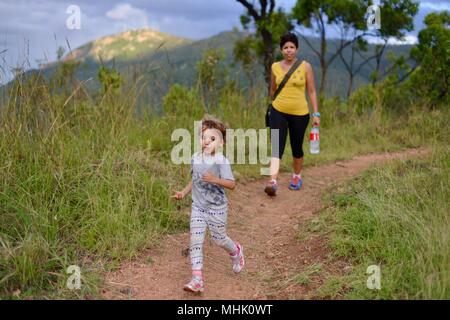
[41,29,192,68]
[4,28,413,110]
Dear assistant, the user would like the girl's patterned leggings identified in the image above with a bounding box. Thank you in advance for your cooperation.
[190,203,236,271]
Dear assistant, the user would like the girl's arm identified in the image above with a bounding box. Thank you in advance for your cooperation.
[305,62,320,126]
[172,181,192,200]
[201,172,236,190]
[181,181,193,196]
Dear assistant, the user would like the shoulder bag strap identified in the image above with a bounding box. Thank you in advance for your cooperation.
[272,59,303,101]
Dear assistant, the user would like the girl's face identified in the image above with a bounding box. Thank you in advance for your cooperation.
[201,128,223,155]
[281,41,298,61]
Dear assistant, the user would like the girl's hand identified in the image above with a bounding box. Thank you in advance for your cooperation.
[171,191,185,200]
[202,171,218,184]
[313,116,320,127]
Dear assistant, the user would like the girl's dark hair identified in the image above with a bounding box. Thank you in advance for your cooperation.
[201,115,227,144]
[280,32,298,49]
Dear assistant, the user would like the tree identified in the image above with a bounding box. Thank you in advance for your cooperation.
[51,46,80,93]
[292,0,367,98]
[98,57,122,95]
[56,46,66,61]
[233,35,258,92]
[367,0,419,85]
[235,0,292,95]
[338,35,373,98]
[196,48,227,107]
[292,0,419,98]
[409,11,450,104]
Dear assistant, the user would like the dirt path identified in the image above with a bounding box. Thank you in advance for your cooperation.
[102,148,428,300]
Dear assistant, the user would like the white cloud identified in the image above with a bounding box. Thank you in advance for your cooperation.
[106,3,151,30]
[368,35,418,46]
[420,1,450,11]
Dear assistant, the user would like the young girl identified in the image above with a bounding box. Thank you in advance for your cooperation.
[172,117,244,293]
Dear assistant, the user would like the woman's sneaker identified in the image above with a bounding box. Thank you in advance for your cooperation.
[183,276,204,293]
[230,243,245,273]
[264,180,278,196]
[288,175,303,190]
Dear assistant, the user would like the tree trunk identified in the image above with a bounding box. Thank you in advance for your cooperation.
[261,29,274,97]
[319,59,327,99]
[347,74,354,99]
[318,12,327,98]
[372,41,387,85]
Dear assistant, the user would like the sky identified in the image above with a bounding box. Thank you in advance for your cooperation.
[1,0,449,84]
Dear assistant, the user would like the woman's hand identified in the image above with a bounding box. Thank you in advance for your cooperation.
[313,116,320,127]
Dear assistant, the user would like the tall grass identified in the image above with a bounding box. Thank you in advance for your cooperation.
[312,144,449,299]
[0,75,188,298]
[0,64,447,298]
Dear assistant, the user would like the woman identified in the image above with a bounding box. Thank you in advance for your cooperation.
[265,32,320,196]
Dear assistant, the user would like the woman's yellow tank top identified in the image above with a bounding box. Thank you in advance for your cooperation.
[271,60,309,116]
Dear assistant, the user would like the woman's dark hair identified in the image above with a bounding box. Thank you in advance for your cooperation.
[280,32,298,49]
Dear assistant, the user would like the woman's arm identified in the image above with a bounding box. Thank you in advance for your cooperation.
[270,69,277,100]
[305,62,320,126]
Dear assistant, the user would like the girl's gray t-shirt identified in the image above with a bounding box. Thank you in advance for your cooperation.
[191,152,234,210]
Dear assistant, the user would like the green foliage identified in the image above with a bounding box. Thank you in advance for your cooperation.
[236,1,292,88]
[196,48,227,92]
[293,0,366,29]
[98,63,122,94]
[56,46,66,61]
[195,48,229,108]
[253,9,293,56]
[410,11,450,104]
[292,0,419,92]
[51,60,80,92]
[349,64,417,115]
[233,35,258,89]
[377,0,419,37]
[162,84,205,118]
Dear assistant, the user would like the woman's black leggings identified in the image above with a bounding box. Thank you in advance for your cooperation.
[270,106,309,159]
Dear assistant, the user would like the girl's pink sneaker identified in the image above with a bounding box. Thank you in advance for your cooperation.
[183,276,204,293]
[230,243,245,273]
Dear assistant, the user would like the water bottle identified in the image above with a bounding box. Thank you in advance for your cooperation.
[310,126,320,154]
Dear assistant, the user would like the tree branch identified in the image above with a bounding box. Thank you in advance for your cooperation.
[269,0,275,14]
[356,48,376,70]
[260,0,267,18]
[386,64,419,87]
[328,32,371,66]
[236,0,260,20]
[298,32,321,58]
[354,54,377,74]
[338,47,352,74]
